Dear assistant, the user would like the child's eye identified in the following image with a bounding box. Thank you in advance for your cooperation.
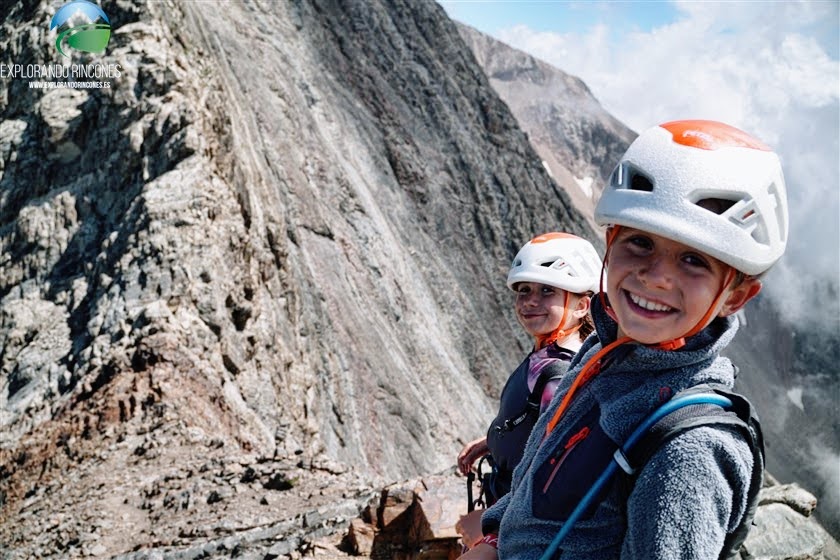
[626,235,653,251]
[517,286,531,295]
[541,286,556,295]
[683,253,710,269]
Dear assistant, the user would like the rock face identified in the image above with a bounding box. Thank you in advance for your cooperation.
[456,23,637,233]
[0,0,835,558]
[0,0,593,556]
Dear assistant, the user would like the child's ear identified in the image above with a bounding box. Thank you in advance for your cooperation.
[719,277,762,317]
[572,294,591,318]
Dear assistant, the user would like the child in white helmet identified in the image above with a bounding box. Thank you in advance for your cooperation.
[461,120,788,559]
[456,232,602,549]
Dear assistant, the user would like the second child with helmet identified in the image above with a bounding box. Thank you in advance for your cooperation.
[456,232,602,550]
[460,120,788,559]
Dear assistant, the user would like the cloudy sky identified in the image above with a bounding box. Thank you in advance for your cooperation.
[440,0,839,323]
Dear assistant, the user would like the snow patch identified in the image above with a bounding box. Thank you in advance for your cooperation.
[786,386,805,411]
[574,175,593,198]
[541,160,554,179]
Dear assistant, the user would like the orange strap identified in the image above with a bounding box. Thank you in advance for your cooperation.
[536,290,579,350]
[598,225,737,351]
[544,335,633,438]
[545,227,738,438]
[652,266,736,350]
[537,322,581,350]
[683,267,736,340]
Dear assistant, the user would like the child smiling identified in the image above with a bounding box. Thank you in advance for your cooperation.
[461,120,788,559]
[456,232,601,549]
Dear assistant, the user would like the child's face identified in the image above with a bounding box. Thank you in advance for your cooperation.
[606,227,760,345]
[514,282,575,338]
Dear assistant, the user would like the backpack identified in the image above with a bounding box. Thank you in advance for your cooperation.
[619,384,765,559]
[469,360,570,511]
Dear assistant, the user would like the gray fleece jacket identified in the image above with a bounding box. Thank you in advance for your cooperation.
[482,296,754,559]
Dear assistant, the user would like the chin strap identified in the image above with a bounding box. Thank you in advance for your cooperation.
[535,290,581,350]
[536,323,581,350]
[661,266,737,349]
[598,226,737,352]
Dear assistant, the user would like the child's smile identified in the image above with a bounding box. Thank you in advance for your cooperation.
[626,291,675,314]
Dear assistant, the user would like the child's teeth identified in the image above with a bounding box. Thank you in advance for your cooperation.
[630,293,673,312]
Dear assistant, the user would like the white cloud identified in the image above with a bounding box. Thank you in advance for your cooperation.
[495,1,839,324]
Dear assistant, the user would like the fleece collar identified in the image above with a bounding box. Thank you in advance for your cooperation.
[580,295,740,444]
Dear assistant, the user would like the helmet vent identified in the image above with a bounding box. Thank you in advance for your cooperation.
[696,197,737,215]
[629,172,653,192]
[609,163,623,188]
[544,259,570,274]
[696,196,767,244]
[610,163,653,192]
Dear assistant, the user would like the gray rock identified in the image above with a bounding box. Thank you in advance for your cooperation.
[0,1,834,559]
[761,483,820,517]
[743,502,835,560]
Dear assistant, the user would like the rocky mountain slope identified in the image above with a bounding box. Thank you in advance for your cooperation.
[0,0,835,558]
[723,291,840,537]
[0,0,594,555]
[456,23,636,233]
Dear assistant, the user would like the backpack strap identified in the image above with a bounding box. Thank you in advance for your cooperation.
[526,360,568,411]
[620,384,764,560]
[499,354,572,433]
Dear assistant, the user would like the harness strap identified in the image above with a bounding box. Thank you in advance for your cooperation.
[539,391,745,560]
[618,385,765,560]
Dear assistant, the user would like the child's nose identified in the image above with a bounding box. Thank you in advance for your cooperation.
[521,292,541,306]
[639,257,675,288]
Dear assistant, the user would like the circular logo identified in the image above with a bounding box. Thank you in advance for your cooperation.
[50,0,111,58]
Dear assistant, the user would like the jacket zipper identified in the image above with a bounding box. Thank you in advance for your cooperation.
[542,426,591,494]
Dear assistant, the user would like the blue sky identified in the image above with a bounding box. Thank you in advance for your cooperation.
[440,1,839,58]
[441,1,681,37]
[439,0,840,324]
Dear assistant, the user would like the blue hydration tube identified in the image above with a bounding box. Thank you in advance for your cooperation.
[538,393,733,560]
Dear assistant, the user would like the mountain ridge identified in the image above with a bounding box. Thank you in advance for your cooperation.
[0,0,835,557]
[456,22,637,235]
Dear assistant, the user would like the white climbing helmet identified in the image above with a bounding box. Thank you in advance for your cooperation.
[595,120,788,276]
[507,232,602,294]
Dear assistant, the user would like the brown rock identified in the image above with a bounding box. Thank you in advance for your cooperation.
[411,475,468,542]
[379,482,419,528]
[347,517,376,556]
